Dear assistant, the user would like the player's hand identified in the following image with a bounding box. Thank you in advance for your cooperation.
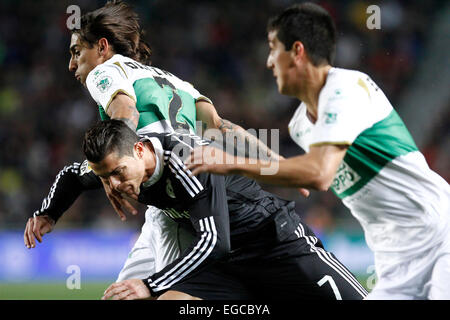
[298,188,310,197]
[102,279,151,300]
[185,146,237,176]
[102,180,138,221]
[24,215,55,249]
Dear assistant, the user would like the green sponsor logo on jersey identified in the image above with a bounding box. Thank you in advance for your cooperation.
[331,109,418,199]
[325,112,337,124]
[96,76,113,93]
[332,160,361,194]
[296,127,311,138]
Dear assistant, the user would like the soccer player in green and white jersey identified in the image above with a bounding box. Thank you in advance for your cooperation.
[187,3,450,299]
[24,0,280,284]
[87,52,203,135]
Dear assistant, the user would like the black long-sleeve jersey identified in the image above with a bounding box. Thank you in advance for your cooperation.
[34,131,301,296]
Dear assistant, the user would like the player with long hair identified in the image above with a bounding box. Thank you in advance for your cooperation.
[24,0,281,283]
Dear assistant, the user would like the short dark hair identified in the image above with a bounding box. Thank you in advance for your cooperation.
[73,0,152,65]
[267,2,336,66]
[83,120,139,163]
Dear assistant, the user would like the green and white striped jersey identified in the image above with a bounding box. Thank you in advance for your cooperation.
[86,54,211,135]
[289,67,450,259]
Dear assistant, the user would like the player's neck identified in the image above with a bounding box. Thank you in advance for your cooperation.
[299,64,332,123]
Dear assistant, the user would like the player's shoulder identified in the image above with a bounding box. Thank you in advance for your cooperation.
[86,54,130,89]
[141,131,211,162]
[320,67,371,103]
[139,131,183,152]
[88,54,123,74]
[325,67,368,89]
[139,132,169,147]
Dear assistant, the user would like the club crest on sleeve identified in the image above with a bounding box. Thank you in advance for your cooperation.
[96,76,113,93]
[324,112,337,124]
[79,160,92,176]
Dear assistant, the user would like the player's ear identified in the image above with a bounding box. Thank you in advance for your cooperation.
[97,38,109,56]
[134,142,144,159]
[292,41,305,61]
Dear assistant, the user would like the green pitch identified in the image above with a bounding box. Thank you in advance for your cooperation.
[1,275,371,300]
[0,282,110,300]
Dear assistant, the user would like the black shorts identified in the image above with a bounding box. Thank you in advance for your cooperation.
[170,223,368,300]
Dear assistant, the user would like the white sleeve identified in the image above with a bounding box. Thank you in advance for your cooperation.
[309,82,372,147]
[86,63,137,112]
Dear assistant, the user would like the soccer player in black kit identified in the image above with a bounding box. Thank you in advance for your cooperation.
[41,119,368,300]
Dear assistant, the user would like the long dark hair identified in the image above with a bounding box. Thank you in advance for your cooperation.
[73,0,152,65]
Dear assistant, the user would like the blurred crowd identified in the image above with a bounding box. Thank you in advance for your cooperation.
[0,0,448,235]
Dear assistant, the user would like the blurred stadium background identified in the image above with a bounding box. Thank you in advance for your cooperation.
[0,0,448,299]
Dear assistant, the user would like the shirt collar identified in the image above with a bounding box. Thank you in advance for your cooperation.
[141,137,164,188]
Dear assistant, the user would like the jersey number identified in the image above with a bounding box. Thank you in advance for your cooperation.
[317,275,342,300]
[154,76,190,131]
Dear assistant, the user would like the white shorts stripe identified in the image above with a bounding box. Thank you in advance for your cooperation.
[298,223,367,297]
[321,249,368,295]
[299,224,367,296]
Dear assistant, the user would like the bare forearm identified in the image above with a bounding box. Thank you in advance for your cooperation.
[107,94,140,131]
[187,141,346,192]
[115,116,138,131]
[231,154,324,189]
[111,105,139,131]
[218,119,281,161]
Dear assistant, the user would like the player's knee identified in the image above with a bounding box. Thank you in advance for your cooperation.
[157,290,202,300]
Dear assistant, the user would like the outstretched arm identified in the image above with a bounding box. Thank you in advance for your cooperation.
[25,161,102,248]
[194,101,309,197]
[187,144,347,191]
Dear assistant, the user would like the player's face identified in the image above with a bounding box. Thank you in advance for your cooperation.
[266,31,298,96]
[89,146,146,200]
[68,33,103,87]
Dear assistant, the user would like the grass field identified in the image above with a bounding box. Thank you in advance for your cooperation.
[1,275,371,300]
[0,283,111,300]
